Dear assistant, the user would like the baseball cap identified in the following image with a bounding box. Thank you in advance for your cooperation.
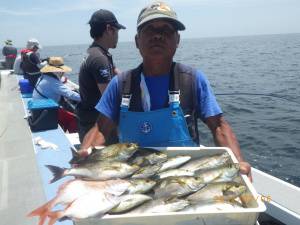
[137,1,185,31]
[89,9,126,29]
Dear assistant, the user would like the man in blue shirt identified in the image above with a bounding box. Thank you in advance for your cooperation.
[79,1,251,179]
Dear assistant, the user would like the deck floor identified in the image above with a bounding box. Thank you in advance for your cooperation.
[0,72,45,225]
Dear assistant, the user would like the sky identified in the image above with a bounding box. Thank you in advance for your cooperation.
[1,0,300,47]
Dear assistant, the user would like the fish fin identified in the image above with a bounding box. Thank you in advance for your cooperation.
[69,147,81,164]
[27,198,56,225]
[45,165,65,183]
[58,216,70,222]
[27,197,55,216]
[47,210,64,225]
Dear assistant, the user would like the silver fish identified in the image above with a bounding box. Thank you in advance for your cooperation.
[70,143,139,164]
[128,198,189,214]
[180,152,231,172]
[181,200,243,212]
[144,152,168,165]
[194,163,240,184]
[132,164,162,179]
[130,152,168,166]
[154,176,206,198]
[126,179,157,194]
[46,161,140,182]
[156,169,194,179]
[109,194,152,213]
[187,182,247,203]
[159,155,191,172]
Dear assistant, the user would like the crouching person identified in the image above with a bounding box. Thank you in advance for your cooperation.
[32,56,81,133]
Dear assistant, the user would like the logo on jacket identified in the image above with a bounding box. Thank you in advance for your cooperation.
[140,122,152,134]
[99,68,109,78]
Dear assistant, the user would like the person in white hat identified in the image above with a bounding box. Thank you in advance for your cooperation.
[20,38,46,87]
[32,56,81,133]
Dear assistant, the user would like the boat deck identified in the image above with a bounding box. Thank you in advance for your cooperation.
[0,71,45,225]
[0,72,74,225]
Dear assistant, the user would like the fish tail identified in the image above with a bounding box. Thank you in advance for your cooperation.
[27,198,56,225]
[46,165,66,183]
[47,210,64,225]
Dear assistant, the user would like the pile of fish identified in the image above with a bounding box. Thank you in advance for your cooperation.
[28,143,248,225]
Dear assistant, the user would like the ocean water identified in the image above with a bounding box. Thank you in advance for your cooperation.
[42,33,300,187]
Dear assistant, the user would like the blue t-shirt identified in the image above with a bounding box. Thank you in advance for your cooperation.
[95,70,222,123]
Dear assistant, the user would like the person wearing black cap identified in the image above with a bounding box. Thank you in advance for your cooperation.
[79,1,252,181]
[76,9,125,143]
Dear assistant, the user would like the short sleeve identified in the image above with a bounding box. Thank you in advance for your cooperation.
[90,56,112,84]
[196,70,223,120]
[95,76,120,122]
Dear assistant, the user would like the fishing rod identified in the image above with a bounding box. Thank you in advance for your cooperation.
[215,92,300,105]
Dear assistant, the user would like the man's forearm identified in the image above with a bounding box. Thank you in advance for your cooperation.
[213,121,244,162]
[96,113,117,144]
[206,116,244,162]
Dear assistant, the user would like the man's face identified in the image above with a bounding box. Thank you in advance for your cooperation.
[107,24,120,49]
[135,20,180,62]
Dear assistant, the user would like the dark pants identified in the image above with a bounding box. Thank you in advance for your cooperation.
[76,104,99,143]
[5,57,15,69]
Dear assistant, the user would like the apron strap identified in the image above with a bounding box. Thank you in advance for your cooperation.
[121,64,143,109]
[121,63,181,108]
[168,62,180,105]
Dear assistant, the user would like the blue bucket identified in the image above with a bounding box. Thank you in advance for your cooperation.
[19,78,33,94]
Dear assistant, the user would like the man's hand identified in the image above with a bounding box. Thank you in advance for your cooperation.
[78,127,105,156]
[239,161,252,182]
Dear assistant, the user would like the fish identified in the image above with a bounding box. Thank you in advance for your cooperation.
[155,168,194,179]
[144,152,168,165]
[154,176,206,198]
[47,191,120,224]
[27,179,130,225]
[109,194,152,213]
[69,143,139,164]
[186,182,247,203]
[46,161,140,183]
[180,152,231,172]
[192,163,240,184]
[131,164,162,179]
[128,197,189,214]
[181,200,243,212]
[158,155,191,172]
[129,149,168,166]
[126,179,157,194]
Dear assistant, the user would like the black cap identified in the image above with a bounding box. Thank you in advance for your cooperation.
[89,9,126,29]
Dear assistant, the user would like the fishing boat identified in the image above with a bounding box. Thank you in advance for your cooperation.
[0,69,299,225]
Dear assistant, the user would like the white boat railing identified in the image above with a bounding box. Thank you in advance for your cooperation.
[252,168,300,225]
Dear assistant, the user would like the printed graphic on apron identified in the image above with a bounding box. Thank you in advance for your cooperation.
[140,121,152,134]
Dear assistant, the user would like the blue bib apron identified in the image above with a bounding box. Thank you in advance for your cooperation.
[119,92,197,147]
